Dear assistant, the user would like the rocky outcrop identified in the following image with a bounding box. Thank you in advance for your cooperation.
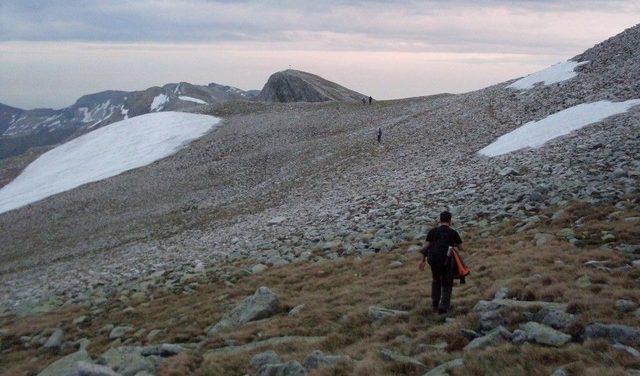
[207,286,280,336]
[257,69,364,103]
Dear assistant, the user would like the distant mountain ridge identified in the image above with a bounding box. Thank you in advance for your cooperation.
[0,81,256,159]
[0,70,364,159]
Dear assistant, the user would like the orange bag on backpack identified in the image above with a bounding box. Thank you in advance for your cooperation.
[451,249,470,282]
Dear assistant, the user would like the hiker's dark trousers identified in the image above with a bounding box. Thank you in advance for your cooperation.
[430,263,453,311]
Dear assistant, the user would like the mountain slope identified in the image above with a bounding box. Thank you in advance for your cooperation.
[257,69,365,103]
[0,22,638,355]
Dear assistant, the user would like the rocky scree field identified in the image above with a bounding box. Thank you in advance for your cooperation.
[0,24,639,376]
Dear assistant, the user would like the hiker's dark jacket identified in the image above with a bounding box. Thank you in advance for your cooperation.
[421,225,462,268]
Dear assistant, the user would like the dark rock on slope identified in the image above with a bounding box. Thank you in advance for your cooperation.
[257,69,365,103]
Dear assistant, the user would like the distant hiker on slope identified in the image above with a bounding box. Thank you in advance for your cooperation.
[377,127,382,143]
[369,96,373,104]
[362,97,366,104]
[418,211,466,314]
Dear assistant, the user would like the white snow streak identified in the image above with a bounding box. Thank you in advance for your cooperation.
[0,112,220,214]
[507,60,589,90]
[150,94,169,111]
[479,99,640,157]
[179,95,208,105]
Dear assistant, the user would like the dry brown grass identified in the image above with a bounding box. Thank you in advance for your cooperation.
[1,201,639,375]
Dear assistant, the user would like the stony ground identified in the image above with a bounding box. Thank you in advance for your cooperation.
[0,23,639,376]
[1,200,639,375]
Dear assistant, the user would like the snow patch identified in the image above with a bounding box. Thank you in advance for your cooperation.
[479,99,640,157]
[0,112,220,214]
[178,95,208,105]
[150,94,169,112]
[507,60,588,90]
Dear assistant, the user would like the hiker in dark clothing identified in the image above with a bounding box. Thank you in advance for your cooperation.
[418,211,465,314]
[368,96,373,104]
[377,127,382,143]
[362,97,366,104]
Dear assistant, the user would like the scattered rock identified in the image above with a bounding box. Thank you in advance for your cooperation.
[77,361,120,376]
[207,286,280,336]
[519,322,571,347]
[43,328,64,349]
[616,299,637,313]
[389,260,403,268]
[251,264,268,274]
[551,367,568,376]
[159,343,183,357]
[584,323,640,346]
[288,304,306,316]
[422,358,464,376]
[378,348,426,371]
[541,310,576,331]
[267,217,286,226]
[473,299,567,313]
[499,167,519,177]
[493,287,509,300]
[303,350,350,370]
[109,326,133,340]
[37,349,92,376]
[257,360,306,376]
[368,306,409,324]
[612,343,640,358]
[510,329,527,344]
[480,310,505,331]
[251,351,282,370]
[464,326,511,351]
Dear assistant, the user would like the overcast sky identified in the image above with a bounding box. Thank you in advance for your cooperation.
[1,0,638,109]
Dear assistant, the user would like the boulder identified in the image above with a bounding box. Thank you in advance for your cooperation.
[422,358,464,376]
[584,323,640,346]
[464,326,511,351]
[615,299,637,313]
[303,350,351,370]
[379,348,426,371]
[159,343,183,357]
[368,306,409,324]
[109,326,133,340]
[519,322,571,347]
[510,329,527,344]
[541,310,576,331]
[37,349,92,376]
[207,286,280,336]
[267,217,286,226]
[99,347,156,376]
[77,361,121,376]
[479,310,505,331]
[250,351,282,370]
[257,360,307,376]
[43,328,64,349]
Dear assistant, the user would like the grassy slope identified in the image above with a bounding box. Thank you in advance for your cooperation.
[1,199,639,375]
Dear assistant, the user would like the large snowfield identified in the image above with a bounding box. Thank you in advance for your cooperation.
[479,99,640,157]
[0,112,219,214]
[507,60,589,90]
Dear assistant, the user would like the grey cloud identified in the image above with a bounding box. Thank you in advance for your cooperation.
[1,0,638,55]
